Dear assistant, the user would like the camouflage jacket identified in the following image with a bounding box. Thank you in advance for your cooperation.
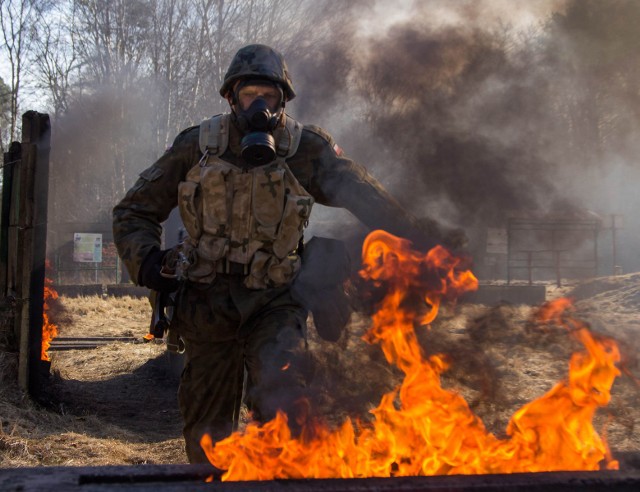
[113,115,431,284]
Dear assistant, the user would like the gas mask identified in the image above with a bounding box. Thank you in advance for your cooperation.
[233,82,284,166]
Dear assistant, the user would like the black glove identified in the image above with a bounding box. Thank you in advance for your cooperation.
[306,286,352,342]
[291,237,353,342]
[138,249,180,293]
[413,217,469,253]
[441,226,469,252]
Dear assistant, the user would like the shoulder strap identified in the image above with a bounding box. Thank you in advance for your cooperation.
[276,115,304,159]
[199,113,230,156]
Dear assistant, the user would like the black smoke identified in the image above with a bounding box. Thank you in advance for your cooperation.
[290,0,640,274]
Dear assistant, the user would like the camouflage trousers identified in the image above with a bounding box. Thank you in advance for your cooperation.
[172,273,309,464]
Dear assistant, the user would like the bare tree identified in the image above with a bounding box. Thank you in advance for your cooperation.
[243,0,310,51]
[46,0,157,222]
[547,0,640,163]
[30,2,78,117]
[0,0,38,143]
[147,0,193,148]
[35,0,364,226]
[72,0,152,88]
[0,75,12,152]
[186,0,243,120]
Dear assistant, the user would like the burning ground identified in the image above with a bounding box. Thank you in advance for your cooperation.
[1,272,640,470]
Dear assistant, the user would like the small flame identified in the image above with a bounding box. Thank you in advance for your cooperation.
[282,362,291,371]
[504,298,621,472]
[41,275,59,361]
[200,230,620,480]
[143,333,155,341]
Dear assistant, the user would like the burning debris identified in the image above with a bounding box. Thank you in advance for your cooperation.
[3,258,639,475]
[200,230,620,481]
[41,275,59,362]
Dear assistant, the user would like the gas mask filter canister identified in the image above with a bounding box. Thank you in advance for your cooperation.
[241,130,277,166]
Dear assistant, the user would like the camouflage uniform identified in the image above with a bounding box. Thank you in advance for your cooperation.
[112,45,435,463]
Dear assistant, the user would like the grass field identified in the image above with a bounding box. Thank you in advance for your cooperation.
[1,274,640,468]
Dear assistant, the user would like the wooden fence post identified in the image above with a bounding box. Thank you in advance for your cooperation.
[0,142,21,354]
[1,142,21,299]
[14,111,51,394]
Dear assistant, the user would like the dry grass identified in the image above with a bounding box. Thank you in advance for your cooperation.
[2,275,640,468]
[0,343,185,467]
[54,295,151,338]
[0,294,185,467]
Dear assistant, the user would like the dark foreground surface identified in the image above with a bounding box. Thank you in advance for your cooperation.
[2,459,640,492]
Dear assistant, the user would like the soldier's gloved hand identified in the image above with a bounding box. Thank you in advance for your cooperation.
[138,249,180,293]
[441,226,469,253]
[412,218,469,254]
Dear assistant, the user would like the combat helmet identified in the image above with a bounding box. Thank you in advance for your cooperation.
[220,44,296,101]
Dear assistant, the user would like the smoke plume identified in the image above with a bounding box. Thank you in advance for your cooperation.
[291,0,640,274]
[44,0,640,274]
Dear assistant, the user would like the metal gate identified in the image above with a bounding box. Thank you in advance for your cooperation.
[507,217,600,286]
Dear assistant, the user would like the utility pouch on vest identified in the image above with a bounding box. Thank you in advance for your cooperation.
[291,237,352,342]
[182,113,309,289]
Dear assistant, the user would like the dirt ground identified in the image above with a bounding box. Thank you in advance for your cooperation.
[1,273,640,468]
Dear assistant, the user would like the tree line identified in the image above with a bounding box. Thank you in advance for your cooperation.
[0,0,352,224]
[1,0,639,239]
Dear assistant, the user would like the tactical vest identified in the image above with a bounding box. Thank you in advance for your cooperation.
[177,113,314,289]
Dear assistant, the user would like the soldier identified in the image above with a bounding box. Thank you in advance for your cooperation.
[113,44,461,463]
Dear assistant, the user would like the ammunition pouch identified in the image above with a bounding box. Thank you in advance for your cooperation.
[291,237,352,342]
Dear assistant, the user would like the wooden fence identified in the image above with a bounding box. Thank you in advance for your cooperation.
[0,111,51,395]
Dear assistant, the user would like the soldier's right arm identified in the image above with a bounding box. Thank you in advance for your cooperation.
[112,127,201,284]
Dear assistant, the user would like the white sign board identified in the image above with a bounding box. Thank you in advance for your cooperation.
[73,233,103,263]
[486,228,508,255]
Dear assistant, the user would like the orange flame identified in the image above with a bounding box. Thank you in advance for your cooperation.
[200,230,620,480]
[41,276,59,361]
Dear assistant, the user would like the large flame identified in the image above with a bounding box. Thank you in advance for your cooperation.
[41,275,59,361]
[201,230,620,480]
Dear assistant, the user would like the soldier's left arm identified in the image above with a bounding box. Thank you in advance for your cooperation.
[291,126,445,250]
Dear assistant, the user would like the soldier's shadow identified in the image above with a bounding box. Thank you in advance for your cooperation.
[44,350,184,444]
